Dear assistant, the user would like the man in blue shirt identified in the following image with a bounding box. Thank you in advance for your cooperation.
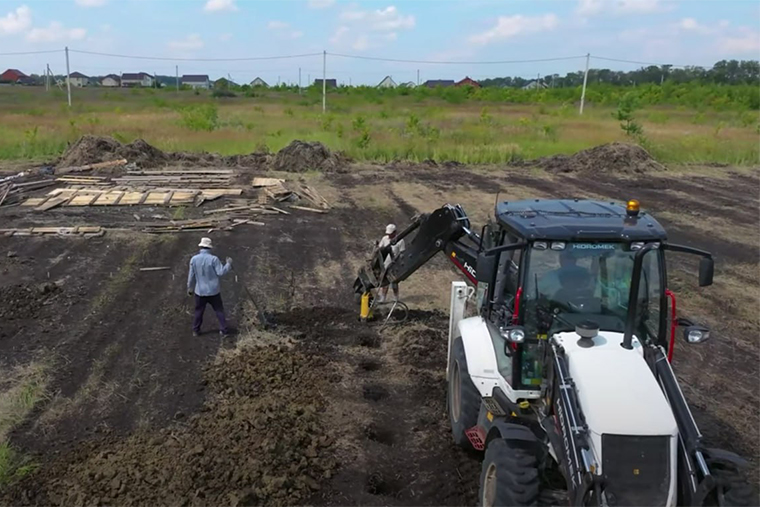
[187,237,233,337]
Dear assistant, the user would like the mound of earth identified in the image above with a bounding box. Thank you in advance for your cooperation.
[57,135,168,170]
[272,140,349,173]
[537,142,666,174]
[2,343,338,506]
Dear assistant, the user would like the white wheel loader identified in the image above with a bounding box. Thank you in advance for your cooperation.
[354,199,754,506]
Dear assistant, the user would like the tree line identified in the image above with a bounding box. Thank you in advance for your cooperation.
[479,60,760,88]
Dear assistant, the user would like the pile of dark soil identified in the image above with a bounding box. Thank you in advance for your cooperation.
[536,142,666,174]
[0,283,59,321]
[2,344,338,506]
[57,136,168,170]
[56,136,348,173]
[272,140,349,173]
[391,324,448,369]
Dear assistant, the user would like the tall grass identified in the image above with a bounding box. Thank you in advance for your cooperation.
[0,87,757,165]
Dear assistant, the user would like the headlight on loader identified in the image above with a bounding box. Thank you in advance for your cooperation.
[500,325,526,343]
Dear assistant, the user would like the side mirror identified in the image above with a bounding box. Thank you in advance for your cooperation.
[677,317,710,344]
[476,253,495,284]
[699,257,714,287]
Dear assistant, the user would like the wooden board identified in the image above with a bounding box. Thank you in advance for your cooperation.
[69,194,99,206]
[35,197,67,211]
[92,192,124,206]
[144,192,170,205]
[252,177,285,187]
[120,192,146,205]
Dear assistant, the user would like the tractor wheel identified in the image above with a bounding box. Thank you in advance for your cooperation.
[447,336,481,450]
[704,467,756,507]
[478,437,539,507]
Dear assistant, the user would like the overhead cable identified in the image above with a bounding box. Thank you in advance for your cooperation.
[67,49,323,62]
[327,52,587,65]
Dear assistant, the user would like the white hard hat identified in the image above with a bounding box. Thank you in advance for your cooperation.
[385,224,396,234]
[198,237,213,248]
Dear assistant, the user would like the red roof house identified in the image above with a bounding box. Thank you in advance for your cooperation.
[455,76,480,88]
[0,69,28,83]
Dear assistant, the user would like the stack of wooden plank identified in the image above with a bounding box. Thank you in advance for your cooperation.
[251,177,331,211]
[114,169,234,188]
[22,187,243,211]
[0,179,58,207]
[1,226,105,237]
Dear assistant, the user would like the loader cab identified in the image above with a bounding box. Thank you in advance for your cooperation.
[480,199,679,392]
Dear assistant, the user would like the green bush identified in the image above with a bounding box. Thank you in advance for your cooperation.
[179,104,219,131]
[212,89,236,98]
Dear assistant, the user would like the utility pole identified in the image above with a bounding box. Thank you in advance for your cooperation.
[579,52,590,115]
[417,69,420,86]
[175,65,179,91]
[277,75,281,86]
[298,67,302,94]
[64,46,72,107]
[349,77,352,87]
[322,50,326,113]
[45,64,50,91]
[537,73,540,95]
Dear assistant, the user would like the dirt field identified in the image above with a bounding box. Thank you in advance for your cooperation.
[0,140,758,504]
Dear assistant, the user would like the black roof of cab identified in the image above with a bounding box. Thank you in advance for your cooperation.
[495,199,667,242]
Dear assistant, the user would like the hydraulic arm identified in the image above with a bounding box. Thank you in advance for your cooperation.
[353,204,480,295]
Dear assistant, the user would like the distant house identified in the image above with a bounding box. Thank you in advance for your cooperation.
[0,68,27,84]
[455,76,480,88]
[101,74,120,87]
[376,76,397,88]
[213,77,238,89]
[314,78,337,89]
[399,81,416,88]
[423,79,455,88]
[182,75,211,89]
[121,72,154,87]
[521,80,548,90]
[250,77,268,87]
[68,72,89,87]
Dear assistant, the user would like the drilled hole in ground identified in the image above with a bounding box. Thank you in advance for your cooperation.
[362,384,389,402]
[364,422,395,445]
[365,472,402,497]
[356,331,380,348]
[357,358,381,372]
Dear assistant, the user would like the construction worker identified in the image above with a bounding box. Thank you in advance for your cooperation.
[377,224,406,302]
[187,237,232,337]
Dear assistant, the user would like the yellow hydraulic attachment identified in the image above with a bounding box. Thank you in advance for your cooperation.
[360,292,373,321]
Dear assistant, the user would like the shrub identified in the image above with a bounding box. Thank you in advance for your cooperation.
[212,89,236,98]
[179,104,219,131]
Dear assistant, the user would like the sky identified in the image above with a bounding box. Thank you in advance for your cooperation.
[0,0,758,85]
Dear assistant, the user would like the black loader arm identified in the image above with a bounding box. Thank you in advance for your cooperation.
[353,204,478,294]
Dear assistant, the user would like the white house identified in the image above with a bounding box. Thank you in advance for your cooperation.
[68,71,89,87]
[250,77,268,87]
[521,80,548,90]
[377,75,397,88]
[399,81,416,88]
[101,74,120,87]
[121,72,154,87]
[182,75,210,89]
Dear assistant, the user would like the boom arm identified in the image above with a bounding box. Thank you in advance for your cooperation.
[353,204,480,294]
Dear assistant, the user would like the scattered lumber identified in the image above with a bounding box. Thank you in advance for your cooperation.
[0,184,10,207]
[139,266,171,272]
[291,205,327,214]
[35,197,67,212]
[252,177,285,187]
[23,187,242,209]
[1,226,105,237]
[57,159,127,175]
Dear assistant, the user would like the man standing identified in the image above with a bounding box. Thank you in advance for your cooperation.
[187,237,232,337]
[377,224,406,302]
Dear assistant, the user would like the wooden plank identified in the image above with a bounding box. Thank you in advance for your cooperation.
[139,266,171,272]
[266,206,290,215]
[92,192,123,206]
[57,158,127,174]
[127,169,233,175]
[144,192,168,205]
[304,185,331,209]
[21,197,46,207]
[77,226,102,233]
[35,197,67,211]
[0,185,10,207]
[112,191,126,206]
[120,192,145,205]
[203,205,256,215]
[252,177,285,187]
[291,205,327,214]
[163,191,175,206]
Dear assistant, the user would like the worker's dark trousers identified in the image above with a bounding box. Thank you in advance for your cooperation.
[193,293,228,334]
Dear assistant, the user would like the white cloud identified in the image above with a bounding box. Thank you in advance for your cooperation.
[617,0,665,14]
[576,0,604,16]
[267,20,303,39]
[718,29,760,54]
[329,25,349,44]
[168,33,204,50]
[576,0,670,16]
[307,0,334,8]
[339,5,415,31]
[469,14,559,46]
[204,0,237,13]
[75,0,107,6]
[0,5,32,35]
[353,35,369,51]
[219,32,233,41]
[267,20,289,30]
[26,21,86,42]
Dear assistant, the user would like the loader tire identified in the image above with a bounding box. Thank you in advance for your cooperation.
[478,438,539,507]
[705,467,756,507]
[448,336,481,450]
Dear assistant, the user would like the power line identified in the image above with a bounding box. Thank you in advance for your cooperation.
[67,49,322,62]
[327,52,587,65]
[592,55,694,68]
[0,49,63,56]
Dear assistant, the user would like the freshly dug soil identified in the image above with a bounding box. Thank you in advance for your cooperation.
[536,142,666,174]
[57,136,168,170]
[272,140,349,173]
[2,344,339,507]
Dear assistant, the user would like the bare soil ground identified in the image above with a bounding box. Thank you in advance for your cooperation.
[0,143,757,505]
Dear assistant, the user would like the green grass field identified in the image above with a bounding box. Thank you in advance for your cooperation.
[0,86,757,165]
